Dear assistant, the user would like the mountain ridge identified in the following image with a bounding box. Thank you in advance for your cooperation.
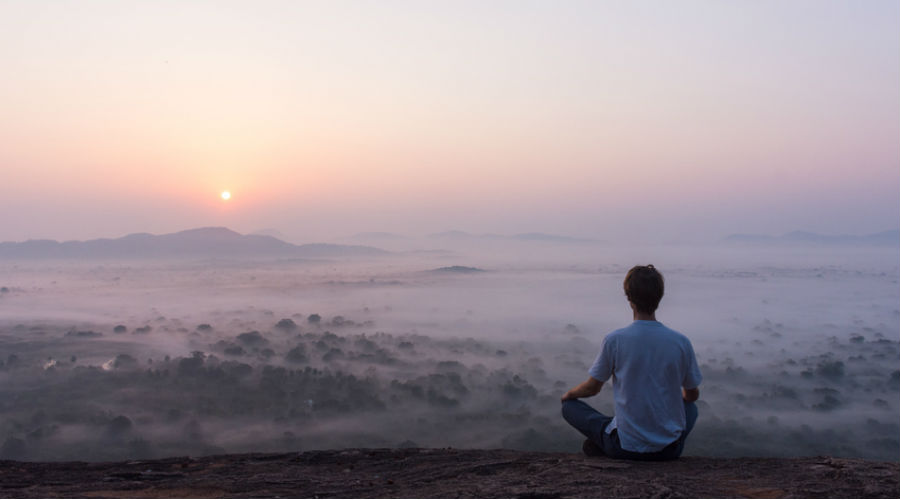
[0,227,388,259]
[426,230,599,243]
[724,229,899,246]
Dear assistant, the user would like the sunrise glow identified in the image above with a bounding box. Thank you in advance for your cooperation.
[0,1,895,242]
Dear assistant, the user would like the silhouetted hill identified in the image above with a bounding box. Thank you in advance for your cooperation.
[427,231,598,243]
[429,266,486,273]
[250,228,291,241]
[1,449,896,498]
[349,232,406,240]
[427,230,476,239]
[0,227,388,259]
[510,232,597,243]
[724,229,900,246]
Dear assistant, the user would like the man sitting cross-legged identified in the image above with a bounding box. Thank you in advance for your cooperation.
[561,264,702,460]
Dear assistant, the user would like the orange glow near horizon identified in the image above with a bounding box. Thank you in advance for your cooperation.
[0,1,897,242]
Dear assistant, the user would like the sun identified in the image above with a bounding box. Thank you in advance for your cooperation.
[220,191,231,201]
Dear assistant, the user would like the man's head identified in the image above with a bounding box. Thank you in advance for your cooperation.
[623,265,664,315]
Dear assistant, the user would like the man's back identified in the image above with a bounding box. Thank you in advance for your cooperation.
[589,320,702,453]
[561,264,702,460]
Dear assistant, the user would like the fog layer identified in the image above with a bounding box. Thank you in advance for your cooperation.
[0,242,897,461]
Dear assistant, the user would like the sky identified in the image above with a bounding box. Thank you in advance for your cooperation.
[1,0,898,244]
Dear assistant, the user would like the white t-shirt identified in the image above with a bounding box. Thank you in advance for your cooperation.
[588,320,703,453]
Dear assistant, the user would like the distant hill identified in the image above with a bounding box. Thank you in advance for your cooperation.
[348,232,406,240]
[429,266,486,273]
[250,228,291,242]
[724,230,900,246]
[427,230,476,239]
[510,232,597,243]
[0,227,388,259]
[427,231,598,243]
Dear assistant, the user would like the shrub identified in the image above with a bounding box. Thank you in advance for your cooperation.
[275,318,297,330]
[236,331,268,346]
[286,344,309,363]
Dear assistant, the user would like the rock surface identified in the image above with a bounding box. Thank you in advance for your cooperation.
[1,448,898,498]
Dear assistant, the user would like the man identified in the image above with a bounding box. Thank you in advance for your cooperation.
[561,264,701,460]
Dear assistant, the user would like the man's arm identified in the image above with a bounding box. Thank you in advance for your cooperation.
[561,377,604,402]
[682,387,699,402]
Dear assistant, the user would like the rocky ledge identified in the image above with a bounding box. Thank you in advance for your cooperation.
[2,448,898,498]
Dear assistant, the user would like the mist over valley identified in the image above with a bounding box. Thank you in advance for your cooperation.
[0,228,897,462]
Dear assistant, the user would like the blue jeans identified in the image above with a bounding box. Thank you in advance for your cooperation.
[561,399,698,461]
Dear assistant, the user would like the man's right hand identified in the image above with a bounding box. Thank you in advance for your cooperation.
[561,377,604,402]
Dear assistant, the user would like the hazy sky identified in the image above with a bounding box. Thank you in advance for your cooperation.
[1,0,897,243]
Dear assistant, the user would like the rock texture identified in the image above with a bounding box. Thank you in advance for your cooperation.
[1,448,898,498]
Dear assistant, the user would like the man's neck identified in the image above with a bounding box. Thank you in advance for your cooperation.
[633,311,657,321]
